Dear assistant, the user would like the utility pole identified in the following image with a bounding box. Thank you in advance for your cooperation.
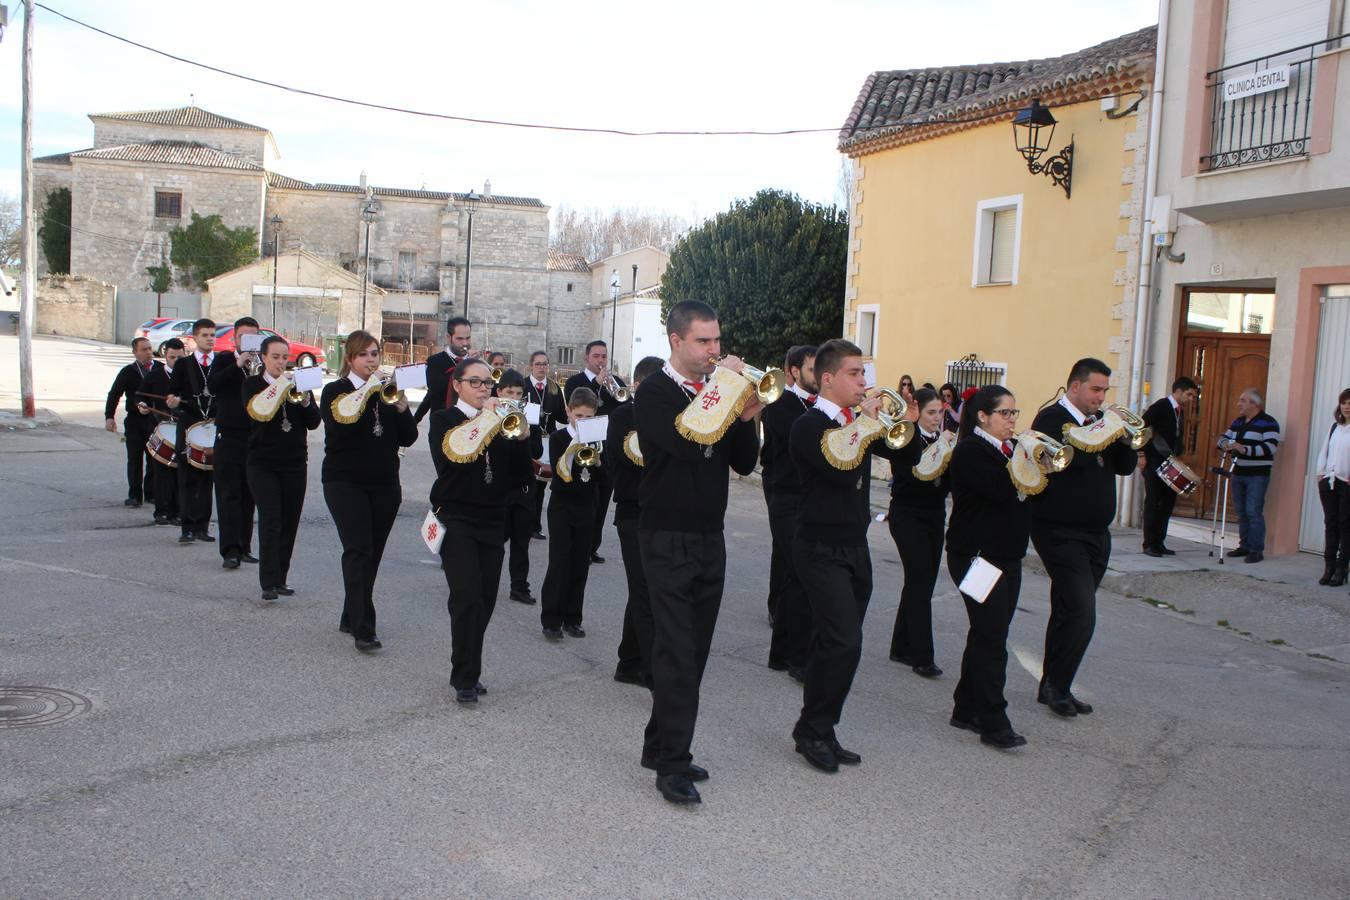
[18,0,37,418]
[269,215,282,331]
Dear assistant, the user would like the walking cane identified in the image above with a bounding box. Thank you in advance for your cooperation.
[1208,448,1233,563]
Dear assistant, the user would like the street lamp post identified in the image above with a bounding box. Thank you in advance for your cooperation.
[360,200,378,332]
[609,269,619,372]
[462,190,480,319]
[269,214,283,330]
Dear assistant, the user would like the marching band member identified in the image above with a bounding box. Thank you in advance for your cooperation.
[887,387,951,678]
[321,331,418,652]
[540,387,603,641]
[1141,376,1198,557]
[946,385,1031,749]
[607,355,665,688]
[208,316,261,569]
[242,335,320,601]
[415,316,473,425]
[104,337,157,509]
[1030,358,1137,718]
[525,350,565,539]
[145,339,184,525]
[428,358,533,703]
[166,318,220,544]
[762,344,817,679]
[566,340,628,564]
[495,370,544,605]
[787,339,901,773]
[636,300,760,805]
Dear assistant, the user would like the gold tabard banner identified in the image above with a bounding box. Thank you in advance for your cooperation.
[821,415,885,471]
[675,367,753,446]
[443,411,503,464]
[1062,409,1125,453]
[555,441,581,483]
[623,430,644,467]
[912,430,957,481]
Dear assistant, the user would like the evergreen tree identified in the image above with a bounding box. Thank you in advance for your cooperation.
[38,187,71,274]
[168,213,258,289]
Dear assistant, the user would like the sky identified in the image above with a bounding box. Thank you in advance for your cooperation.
[0,0,1157,224]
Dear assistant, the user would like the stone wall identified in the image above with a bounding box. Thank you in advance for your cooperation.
[547,269,591,365]
[266,189,365,265]
[69,159,266,291]
[36,275,117,343]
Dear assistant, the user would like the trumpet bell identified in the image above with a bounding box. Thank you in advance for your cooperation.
[491,367,505,384]
[493,400,528,439]
[1106,404,1152,450]
[378,380,406,406]
[575,444,601,467]
[743,364,786,405]
[882,418,915,450]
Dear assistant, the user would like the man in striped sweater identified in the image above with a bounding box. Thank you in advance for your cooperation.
[1220,388,1282,563]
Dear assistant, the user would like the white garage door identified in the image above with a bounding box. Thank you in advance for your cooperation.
[1301,285,1350,551]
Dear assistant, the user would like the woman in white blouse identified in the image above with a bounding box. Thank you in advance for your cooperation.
[1315,388,1350,587]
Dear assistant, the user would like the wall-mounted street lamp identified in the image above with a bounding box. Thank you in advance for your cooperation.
[1012,99,1073,198]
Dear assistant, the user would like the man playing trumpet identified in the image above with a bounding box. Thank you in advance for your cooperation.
[566,340,629,564]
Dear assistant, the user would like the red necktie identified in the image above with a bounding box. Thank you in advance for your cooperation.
[200,354,208,366]
[536,382,544,393]
[841,407,854,424]
[1001,440,1014,458]
[682,380,702,394]
[806,395,817,406]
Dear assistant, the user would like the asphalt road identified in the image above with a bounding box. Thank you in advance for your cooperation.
[2,336,1348,897]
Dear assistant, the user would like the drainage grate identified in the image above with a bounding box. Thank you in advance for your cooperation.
[0,686,93,728]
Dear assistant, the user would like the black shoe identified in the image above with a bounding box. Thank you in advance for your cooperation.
[641,758,709,782]
[124,498,142,508]
[475,682,487,695]
[1159,547,1177,556]
[1244,551,1264,563]
[912,663,943,678]
[275,586,294,596]
[1038,687,1078,718]
[828,738,861,765]
[338,622,352,635]
[531,531,546,541]
[194,532,216,543]
[1320,562,1336,585]
[178,533,195,544]
[563,624,586,638]
[1067,693,1094,715]
[510,590,537,605]
[590,553,605,564]
[655,773,701,805]
[222,556,240,570]
[354,636,382,652]
[787,665,806,684]
[261,588,278,601]
[1227,546,1250,558]
[455,687,479,704]
[794,737,839,773]
[980,728,1028,749]
[949,714,982,733]
[542,626,564,641]
[1142,547,1164,558]
[241,553,259,564]
[153,514,170,525]
[889,652,918,665]
[169,516,181,526]
[1330,566,1348,587]
[767,657,790,672]
[614,668,648,686]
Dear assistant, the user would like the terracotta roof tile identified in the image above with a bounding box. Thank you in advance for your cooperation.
[267,172,545,207]
[70,141,263,171]
[90,106,268,132]
[547,248,591,272]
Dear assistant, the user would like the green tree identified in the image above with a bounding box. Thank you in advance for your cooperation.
[660,189,847,365]
[38,187,71,274]
[168,212,258,289]
[147,263,173,316]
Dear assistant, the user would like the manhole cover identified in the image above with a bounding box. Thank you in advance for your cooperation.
[0,687,92,728]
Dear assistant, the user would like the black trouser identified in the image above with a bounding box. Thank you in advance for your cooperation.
[615,514,653,679]
[767,491,811,669]
[152,456,178,519]
[529,478,546,534]
[948,553,1022,734]
[763,486,786,619]
[1319,479,1350,568]
[247,460,306,590]
[440,517,506,690]
[1031,522,1109,696]
[541,496,594,628]
[590,470,613,555]
[323,480,401,641]
[888,502,945,665]
[214,430,255,559]
[176,433,213,535]
[1141,464,1178,551]
[504,491,534,594]
[640,528,726,774]
[792,538,872,742]
[123,414,154,503]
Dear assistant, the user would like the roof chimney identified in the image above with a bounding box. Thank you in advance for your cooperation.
[483,179,492,199]
[360,170,369,197]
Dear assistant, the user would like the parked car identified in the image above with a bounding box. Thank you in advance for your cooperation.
[213,325,326,369]
[134,317,172,340]
[144,318,196,356]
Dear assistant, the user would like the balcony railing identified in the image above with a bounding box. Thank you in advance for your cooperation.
[1202,35,1346,172]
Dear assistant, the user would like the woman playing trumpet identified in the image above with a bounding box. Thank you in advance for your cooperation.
[428,358,534,703]
[540,386,604,641]
[243,335,320,601]
[320,331,417,653]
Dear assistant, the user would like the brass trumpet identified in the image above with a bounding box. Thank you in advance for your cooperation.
[1106,404,1152,450]
[708,357,786,405]
[874,388,915,449]
[1017,429,1075,472]
[377,372,406,406]
[489,399,529,439]
[574,442,603,466]
[599,370,630,403]
[491,366,505,384]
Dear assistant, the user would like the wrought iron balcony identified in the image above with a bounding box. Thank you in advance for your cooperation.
[1202,35,1346,172]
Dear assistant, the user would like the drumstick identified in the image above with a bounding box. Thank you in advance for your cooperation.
[136,390,170,400]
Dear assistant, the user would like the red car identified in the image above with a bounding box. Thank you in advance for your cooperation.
[213,325,326,369]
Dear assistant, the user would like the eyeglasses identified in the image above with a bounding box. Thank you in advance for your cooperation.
[458,377,493,388]
[991,408,1021,418]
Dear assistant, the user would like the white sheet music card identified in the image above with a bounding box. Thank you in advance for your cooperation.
[292,365,324,392]
[421,510,445,555]
[524,402,542,426]
[238,333,264,352]
[959,556,1002,604]
[576,415,609,444]
[396,363,428,390]
[863,362,878,389]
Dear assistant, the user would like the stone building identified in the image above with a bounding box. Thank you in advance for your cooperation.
[546,248,593,367]
[33,105,553,361]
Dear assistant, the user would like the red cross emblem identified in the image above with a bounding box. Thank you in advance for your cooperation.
[849,432,860,446]
[426,522,438,540]
[700,387,722,411]
[468,427,479,440]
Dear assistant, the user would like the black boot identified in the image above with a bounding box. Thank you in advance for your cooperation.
[1331,565,1348,588]
[1320,558,1335,585]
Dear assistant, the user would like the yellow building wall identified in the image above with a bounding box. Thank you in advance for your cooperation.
[846,97,1147,412]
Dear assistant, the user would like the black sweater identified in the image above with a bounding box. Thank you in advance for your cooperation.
[945,435,1031,561]
[606,401,642,521]
[635,371,759,533]
[1030,404,1137,530]
[889,430,951,511]
[169,353,220,426]
[428,406,533,524]
[790,408,899,547]
[548,428,604,505]
[207,351,251,436]
[143,363,177,421]
[760,391,812,494]
[320,377,418,485]
[566,370,628,416]
[525,379,567,434]
[105,361,156,421]
[242,375,320,466]
[414,349,465,425]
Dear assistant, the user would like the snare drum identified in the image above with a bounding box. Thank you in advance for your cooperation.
[147,422,178,468]
[185,420,217,471]
[1156,455,1200,496]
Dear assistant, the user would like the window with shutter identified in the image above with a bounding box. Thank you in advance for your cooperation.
[988,209,1017,284]
[971,195,1022,287]
[1223,0,1329,65]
